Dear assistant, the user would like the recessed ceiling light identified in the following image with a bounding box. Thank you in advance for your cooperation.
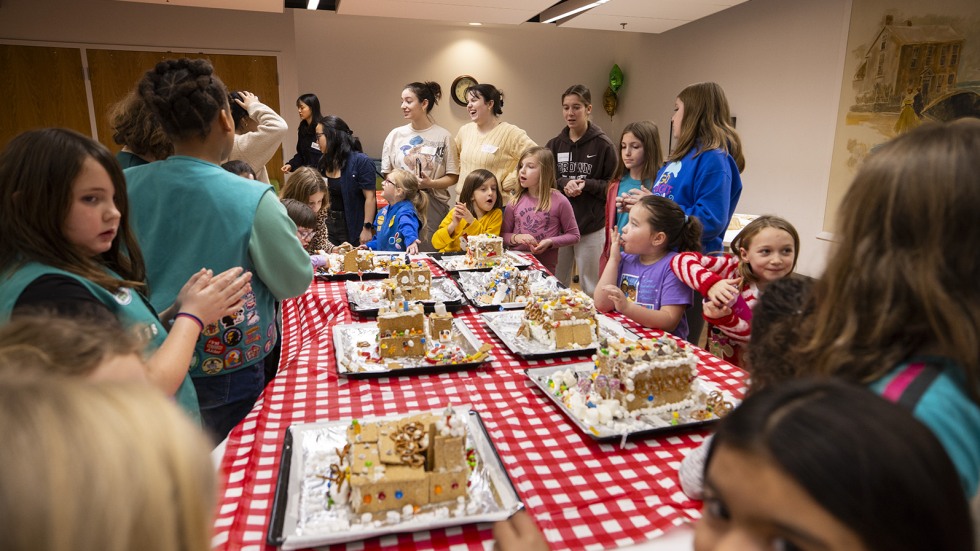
[468,22,483,26]
[306,0,319,9]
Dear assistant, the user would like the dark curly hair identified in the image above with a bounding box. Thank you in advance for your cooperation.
[138,58,228,142]
[108,90,173,161]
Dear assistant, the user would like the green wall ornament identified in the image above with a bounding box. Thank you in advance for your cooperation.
[609,64,624,92]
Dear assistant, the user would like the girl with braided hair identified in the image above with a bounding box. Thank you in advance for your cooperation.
[126,57,313,441]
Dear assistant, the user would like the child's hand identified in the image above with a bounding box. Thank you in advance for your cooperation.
[310,254,328,268]
[511,234,538,248]
[406,240,420,255]
[564,179,584,197]
[601,284,629,313]
[280,164,291,174]
[531,238,554,254]
[703,298,732,320]
[623,187,652,209]
[608,228,622,257]
[492,511,551,551]
[180,267,253,324]
[707,278,741,307]
[456,202,475,224]
[173,268,210,314]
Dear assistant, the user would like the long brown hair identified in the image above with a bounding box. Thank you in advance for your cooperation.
[514,146,557,212]
[458,169,501,218]
[730,215,799,285]
[280,166,328,214]
[793,119,980,401]
[611,121,663,183]
[669,82,745,172]
[0,128,146,293]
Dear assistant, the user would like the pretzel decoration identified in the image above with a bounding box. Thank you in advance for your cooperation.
[706,391,734,418]
[391,421,428,467]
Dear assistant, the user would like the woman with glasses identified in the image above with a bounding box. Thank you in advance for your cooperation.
[380,81,459,252]
[316,116,377,246]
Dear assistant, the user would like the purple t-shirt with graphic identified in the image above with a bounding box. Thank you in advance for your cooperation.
[617,251,692,339]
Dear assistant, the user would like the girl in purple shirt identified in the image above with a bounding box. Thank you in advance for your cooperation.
[595,195,702,340]
[501,147,580,274]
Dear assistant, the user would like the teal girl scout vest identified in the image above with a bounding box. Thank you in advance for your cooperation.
[0,263,201,422]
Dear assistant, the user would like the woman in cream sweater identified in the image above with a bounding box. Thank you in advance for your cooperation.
[454,83,536,202]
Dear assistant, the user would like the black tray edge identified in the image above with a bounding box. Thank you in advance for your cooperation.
[266,427,294,546]
[468,410,525,513]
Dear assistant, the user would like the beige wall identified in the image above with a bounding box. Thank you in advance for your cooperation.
[291,11,644,157]
[622,0,852,277]
[1,0,852,276]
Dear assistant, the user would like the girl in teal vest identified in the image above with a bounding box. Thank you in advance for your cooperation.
[0,128,252,421]
[364,168,428,254]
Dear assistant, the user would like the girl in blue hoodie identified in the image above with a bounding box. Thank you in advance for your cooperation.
[364,168,428,253]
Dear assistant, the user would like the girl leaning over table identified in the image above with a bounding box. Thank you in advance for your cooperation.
[0,127,251,423]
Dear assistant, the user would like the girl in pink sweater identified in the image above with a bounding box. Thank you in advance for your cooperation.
[501,147,580,274]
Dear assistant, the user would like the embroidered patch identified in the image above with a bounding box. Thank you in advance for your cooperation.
[201,357,223,375]
[223,328,243,346]
[247,310,260,326]
[113,287,133,306]
[203,322,220,336]
[245,345,261,362]
[246,326,262,344]
[224,349,242,369]
[204,338,226,355]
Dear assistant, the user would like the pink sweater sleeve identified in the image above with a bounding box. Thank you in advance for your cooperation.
[500,199,517,247]
[547,191,581,248]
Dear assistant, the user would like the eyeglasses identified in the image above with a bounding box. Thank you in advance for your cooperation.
[315,132,325,138]
[297,228,314,239]
[382,178,399,188]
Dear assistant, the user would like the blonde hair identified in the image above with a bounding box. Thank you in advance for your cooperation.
[793,119,980,400]
[280,166,328,214]
[730,215,800,285]
[514,146,557,212]
[0,379,215,551]
[388,168,428,229]
[0,313,140,379]
[670,82,745,172]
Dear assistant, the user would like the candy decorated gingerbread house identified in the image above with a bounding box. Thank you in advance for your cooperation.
[594,337,698,412]
[338,408,469,515]
[517,289,598,349]
[463,234,504,268]
[477,264,530,305]
[382,260,432,301]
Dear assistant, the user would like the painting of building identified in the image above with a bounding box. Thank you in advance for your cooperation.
[853,16,964,113]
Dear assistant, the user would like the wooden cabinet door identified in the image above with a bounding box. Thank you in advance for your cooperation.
[87,49,284,184]
[0,45,90,150]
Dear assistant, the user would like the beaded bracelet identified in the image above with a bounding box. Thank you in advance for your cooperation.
[174,312,204,332]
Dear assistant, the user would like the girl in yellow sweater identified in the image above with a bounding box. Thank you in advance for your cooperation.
[431,169,503,252]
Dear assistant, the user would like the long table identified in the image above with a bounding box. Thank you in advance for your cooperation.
[211,254,746,550]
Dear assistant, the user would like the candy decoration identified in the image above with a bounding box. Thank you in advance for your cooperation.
[395,490,404,499]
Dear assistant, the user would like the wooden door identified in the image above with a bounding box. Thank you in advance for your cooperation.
[0,45,90,150]
[86,49,284,184]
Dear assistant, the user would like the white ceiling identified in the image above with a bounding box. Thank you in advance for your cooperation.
[115,0,750,34]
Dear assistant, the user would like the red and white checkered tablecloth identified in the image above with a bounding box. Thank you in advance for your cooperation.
[212,254,746,551]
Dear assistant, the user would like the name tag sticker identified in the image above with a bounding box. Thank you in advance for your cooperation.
[557,152,570,163]
[481,143,498,154]
[311,141,321,151]
[420,145,437,156]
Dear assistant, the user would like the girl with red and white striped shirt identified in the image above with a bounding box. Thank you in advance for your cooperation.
[670,215,799,366]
